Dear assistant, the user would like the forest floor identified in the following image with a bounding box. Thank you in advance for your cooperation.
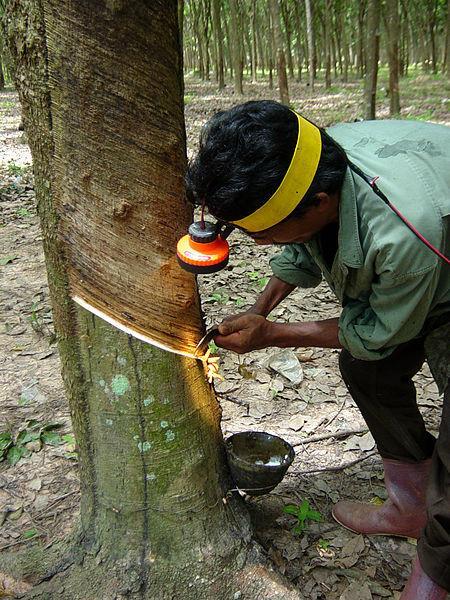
[1,71,449,600]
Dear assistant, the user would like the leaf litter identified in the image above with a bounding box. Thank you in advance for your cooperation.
[1,80,446,597]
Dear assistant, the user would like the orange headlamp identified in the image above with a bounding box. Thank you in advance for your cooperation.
[177,221,233,274]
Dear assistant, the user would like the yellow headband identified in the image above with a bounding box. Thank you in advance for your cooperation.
[231,112,322,232]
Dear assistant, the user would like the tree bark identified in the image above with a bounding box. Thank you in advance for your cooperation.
[281,0,294,79]
[385,0,401,114]
[251,0,258,82]
[191,2,205,78]
[229,0,243,94]
[200,0,211,81]
[357,1,367,78]
[293,0,303,82]
[270,0,290,105]
[426,0,438,74]
[324,0,332,89]
[305,0,315,90]
[364,0,380,119]
[178,0,184,51]
[212,0,225,89]
[256,11,265,77]
[2,1,301,598]
[445,0,450,76]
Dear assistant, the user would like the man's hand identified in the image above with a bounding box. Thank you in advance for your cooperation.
[215,316,342,354]
[214,314,275,354]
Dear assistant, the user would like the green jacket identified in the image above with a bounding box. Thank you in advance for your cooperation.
[270,120,450,364]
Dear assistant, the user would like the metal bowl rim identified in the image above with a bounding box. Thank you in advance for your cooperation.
[225,430,295,470]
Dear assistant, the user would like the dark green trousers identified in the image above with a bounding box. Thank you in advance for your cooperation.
[339,341,450,591]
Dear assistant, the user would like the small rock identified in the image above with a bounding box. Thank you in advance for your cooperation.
[28,477,42,491]
[287,415,305,431]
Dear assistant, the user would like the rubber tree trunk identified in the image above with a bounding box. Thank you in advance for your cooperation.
[364,0,381,119]
[200,0,211,81]
[293,1,303,82]
[2,1,301,598]
[257,16,265,77]
[324,0,332,89]
[178,0,184,51]
[192,2,205,79]
[270,0,290,105]
[251,0,258,82]
[305,0,315,90]
[281,0,294,79]
[357,2,366,78]
[385,0,401,114]
[229,0,243,94]
[445,0,450,77]
[427,0,437,74]
[212,0,225,89]
[267,4,274,89]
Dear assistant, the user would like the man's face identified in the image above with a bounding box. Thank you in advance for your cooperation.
[242,192,339,245]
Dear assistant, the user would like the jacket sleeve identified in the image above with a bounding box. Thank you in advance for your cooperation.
[269,244,322,288]
[338,262,439,360]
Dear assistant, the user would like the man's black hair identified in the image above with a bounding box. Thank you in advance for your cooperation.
[186,100,348,226]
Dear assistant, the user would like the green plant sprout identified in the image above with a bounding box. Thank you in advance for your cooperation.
[257,276,269,289]
[207,291,229,305]
[208,339,219,354]
[247,271,260,281]
[28,300,45,334]
[7,162,26,177]
[16,207,32,218]
[283,499,322,535]
[317,538,331,550]
[0,420,65,466]
[247,271,269,289]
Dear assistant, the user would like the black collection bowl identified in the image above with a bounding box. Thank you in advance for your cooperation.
[225,431,295,496]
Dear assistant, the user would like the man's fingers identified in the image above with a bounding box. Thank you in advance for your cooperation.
[214,333,236,347]
[218,314,257,336]
[214,333,245,353]
[218,319,244,336]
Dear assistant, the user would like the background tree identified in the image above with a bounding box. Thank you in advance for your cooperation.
[364,0,381,118]
[385,0,401,114]
[229,0,243,94]
[1,1,300,598]
[181,0,448,118]
[270,0,290,104]
[444,0,450,76]
[212,0,225,89]
[304,0,315,90]
[323,0,333,89]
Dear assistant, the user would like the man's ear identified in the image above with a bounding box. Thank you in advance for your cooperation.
[314,192,333,213]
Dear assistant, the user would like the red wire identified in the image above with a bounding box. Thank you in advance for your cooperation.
[200,199,206,230]
[386,201,450,265]
[369,177,450,266]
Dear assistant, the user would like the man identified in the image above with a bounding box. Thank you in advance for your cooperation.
[186,100,450,599]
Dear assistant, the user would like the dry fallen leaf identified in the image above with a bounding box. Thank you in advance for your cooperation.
[339,580,372,600]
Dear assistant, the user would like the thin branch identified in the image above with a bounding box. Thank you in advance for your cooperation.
[293,427,368,447]
[325,398,346,427]
[294,451,378,476]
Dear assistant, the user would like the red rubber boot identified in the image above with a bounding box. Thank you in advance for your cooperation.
[332,458,431,539]
[400,557,448,599]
